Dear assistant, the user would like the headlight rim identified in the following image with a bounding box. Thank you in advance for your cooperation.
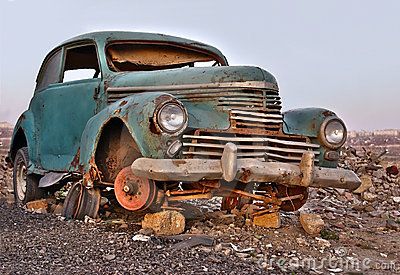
[319,116,347,149]
[156,101,188,134]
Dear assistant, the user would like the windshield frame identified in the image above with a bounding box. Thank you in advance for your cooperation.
[105,40,228,72]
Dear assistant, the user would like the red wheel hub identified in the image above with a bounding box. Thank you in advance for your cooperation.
[114,167,156,211]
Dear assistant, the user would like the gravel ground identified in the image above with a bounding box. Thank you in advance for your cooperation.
[0,199,267,275]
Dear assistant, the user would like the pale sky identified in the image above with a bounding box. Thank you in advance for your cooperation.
[0,0,399,130]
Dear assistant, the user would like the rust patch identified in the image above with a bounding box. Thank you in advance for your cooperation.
[240,168,251,182]
[70,148,80,170]
[322,110,334,117]
[172,159,187,167]
[119,100,128,107]
[153,94,174,106]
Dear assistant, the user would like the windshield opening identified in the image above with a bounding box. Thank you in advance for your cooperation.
[106,43,221,72]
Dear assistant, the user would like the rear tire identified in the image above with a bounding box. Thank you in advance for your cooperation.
[12,147,44,205]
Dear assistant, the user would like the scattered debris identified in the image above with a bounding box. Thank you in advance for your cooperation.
[142,210,185,235]
[167,234,215,250]
[132,234,151,242]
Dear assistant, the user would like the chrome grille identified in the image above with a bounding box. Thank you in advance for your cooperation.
[107,85,283,131]
[174,88,283,131]
[182,133,320,163]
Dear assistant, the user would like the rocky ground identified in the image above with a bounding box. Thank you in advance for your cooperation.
[0,148,399,274]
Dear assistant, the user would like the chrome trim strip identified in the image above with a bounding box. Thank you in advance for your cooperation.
[231,115,282,124]
[106,81,278,93]
[182,142,320,155]
[182,135,320,148]
[230,110,283,119]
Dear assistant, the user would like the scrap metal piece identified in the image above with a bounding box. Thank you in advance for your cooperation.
[38,172,68,188]
[167,234,215,250]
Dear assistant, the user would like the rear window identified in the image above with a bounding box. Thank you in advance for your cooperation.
[106,43,220,72]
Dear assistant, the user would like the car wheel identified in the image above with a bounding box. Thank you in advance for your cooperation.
[12,147,44,205]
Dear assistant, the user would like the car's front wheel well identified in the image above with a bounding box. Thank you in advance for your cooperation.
[94,118,141,183]
[10,128,28,163]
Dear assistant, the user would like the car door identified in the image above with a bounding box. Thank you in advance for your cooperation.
[31,43,101,171]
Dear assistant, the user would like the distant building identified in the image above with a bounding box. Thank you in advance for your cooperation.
[347,129,400,138]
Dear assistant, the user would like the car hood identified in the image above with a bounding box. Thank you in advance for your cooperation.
[107,66,278,89]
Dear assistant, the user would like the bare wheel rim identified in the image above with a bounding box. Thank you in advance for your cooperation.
[16,160,27,201]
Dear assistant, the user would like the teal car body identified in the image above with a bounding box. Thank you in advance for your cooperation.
[8,31,353,191]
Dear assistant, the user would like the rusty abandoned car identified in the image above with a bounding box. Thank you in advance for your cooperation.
[7,31,361,219]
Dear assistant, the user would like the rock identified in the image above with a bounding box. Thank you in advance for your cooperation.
[132,234,151,242]
[296,237,307,246]
[386,219,400,231]
[138,228,154,236]
[362,192,377,202]
[299,213,324,235]
[253,212,281,228]
[393,197,400,203]
[26,199,48,213]
[142,210,185,235]
[52,203,64,215]
[315,237,331,249]
[103,254,116,261]
[353,175,373,194]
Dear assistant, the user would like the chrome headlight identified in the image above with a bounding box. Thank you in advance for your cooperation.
[156,102,187,133]
[320,117,347,149]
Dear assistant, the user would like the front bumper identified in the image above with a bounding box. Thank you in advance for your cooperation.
[131,143,361,190]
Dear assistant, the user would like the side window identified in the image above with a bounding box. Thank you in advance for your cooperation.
[36,50,62,91]
[62,44,100,83]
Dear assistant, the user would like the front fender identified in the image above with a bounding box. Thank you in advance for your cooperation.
[79,92,176,174]
[282,107,336,137]
[283,107,342,168]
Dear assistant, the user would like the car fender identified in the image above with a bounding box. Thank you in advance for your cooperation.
[283,108,344,168]
[282,107,337,137]
[8,111,40,172]
[78,92,177,177]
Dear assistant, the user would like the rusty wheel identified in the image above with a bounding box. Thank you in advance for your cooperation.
[114,167,156,211]
[274,184,308,212]
[62,182,101,219]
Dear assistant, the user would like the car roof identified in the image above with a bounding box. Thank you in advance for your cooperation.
[59,31,227,64]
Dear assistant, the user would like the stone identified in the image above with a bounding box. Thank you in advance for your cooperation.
[52,204,64,215]
[393,197,400,203]
[315,237,331,249]
[26,199,48,213]
[253,212,281,228]
[142,210,185,235]
[138,228,154,236]
[299,213,324,235]
[353,175,373,194]
[362,192,378,202]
